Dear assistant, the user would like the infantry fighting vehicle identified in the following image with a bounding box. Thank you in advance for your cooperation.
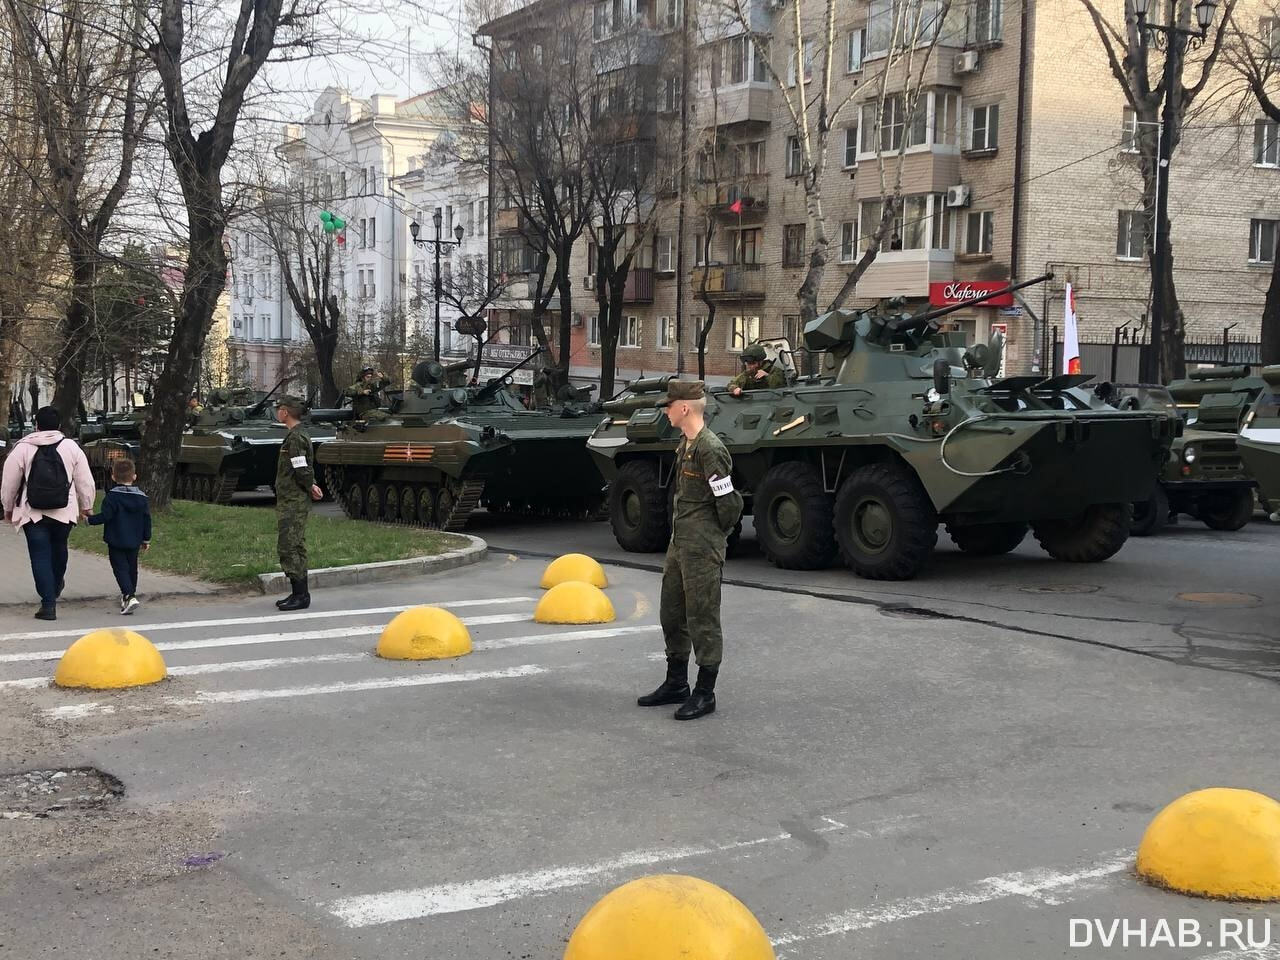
[1111,367,1262,535]
[82,405,149,488]
[587,274,1180,580]
[316,352,607,531]
[1236,365,1280,514]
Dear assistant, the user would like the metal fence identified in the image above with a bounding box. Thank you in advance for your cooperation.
[1049,336,1263,381]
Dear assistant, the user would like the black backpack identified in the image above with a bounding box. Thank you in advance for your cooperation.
[25,440,71,510]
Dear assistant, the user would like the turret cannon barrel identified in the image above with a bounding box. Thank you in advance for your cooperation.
[1189,365,1252,381]
[885,272,1055,335]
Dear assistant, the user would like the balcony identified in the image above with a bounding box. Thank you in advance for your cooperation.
[690,263,767,301]
[696,174,769,219]
[699,83,772,128]
[853,249,954,299]
[623,268,654,303]
[495,208,522,234]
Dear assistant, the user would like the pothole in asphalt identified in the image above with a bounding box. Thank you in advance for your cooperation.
[0,767,124,820]
[1019,584,1102,595]
[879,606,952,620]
[1175,592,1262,607]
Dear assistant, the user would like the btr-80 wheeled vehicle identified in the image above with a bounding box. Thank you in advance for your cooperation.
[316,352,607,531]
[587,274,1180,580]
[1111,367,1263,535]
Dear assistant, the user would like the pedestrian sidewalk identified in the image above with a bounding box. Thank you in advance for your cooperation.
[0,526,218,606]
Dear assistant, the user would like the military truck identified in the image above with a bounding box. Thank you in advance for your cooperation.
[317,351,606,531]
[588,274,1180,580]
[1112,368,1262,535]
[1237,365,1280,514]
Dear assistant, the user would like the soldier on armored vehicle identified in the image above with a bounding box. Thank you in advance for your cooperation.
[589,274,1179,580]
[728,344,786,396]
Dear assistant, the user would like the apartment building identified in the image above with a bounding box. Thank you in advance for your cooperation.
[226,87,459,389]
[482,0,1276,386]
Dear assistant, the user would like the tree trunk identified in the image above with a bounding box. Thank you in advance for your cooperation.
[313,327,341,406]
[696,307,716,379]
[1148,230,1186,382]
[556,257,574,381]
[51,252,97,430]
[1262,251,1280,366]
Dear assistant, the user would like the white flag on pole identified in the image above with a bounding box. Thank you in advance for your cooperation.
[1063,282,1081,374]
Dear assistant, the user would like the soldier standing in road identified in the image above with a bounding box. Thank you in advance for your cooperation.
[637,380,743,720]
[344,367,390,419]
[728,344,785,396]
[273,397,323,611]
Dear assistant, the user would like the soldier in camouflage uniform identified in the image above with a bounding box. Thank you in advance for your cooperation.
[273,396,323,611]
[637,380,743,720]
[728,344,785,396]
[344,368,390,419]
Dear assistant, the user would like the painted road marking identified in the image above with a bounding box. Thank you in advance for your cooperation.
[769,851,1132,952]
[2,625,661,689]
[46,664,550,719]
[0,596,536,643]
[1197,946,1280,960]
[326,817,939,928]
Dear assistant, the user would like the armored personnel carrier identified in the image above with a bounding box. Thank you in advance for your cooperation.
[588,274,1180,580]
[316,352,607,531]
[1112,367,1262,535]
[1237,365,1280,514]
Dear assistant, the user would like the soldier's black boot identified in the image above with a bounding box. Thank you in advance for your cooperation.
[277,577,311,612]
[637,656,690,706]
[674,666,718,721]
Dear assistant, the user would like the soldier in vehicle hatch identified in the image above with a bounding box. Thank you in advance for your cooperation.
[728,344,785,396]
[636,379,743,721]
[344,367,390,419]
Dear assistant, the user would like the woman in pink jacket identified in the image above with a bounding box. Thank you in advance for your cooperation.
[1,406,97,620]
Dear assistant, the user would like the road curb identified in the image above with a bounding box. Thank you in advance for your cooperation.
[256,534,488,594]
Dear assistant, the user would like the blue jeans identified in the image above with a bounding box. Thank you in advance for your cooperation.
[23,517,71,606]
[108,547,139,598]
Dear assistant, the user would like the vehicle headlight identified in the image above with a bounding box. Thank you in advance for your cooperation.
[1183,446,1197,464]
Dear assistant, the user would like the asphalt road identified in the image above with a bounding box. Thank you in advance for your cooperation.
[2,536,1279,959]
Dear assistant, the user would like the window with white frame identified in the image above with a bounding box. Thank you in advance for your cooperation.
[1255,119,1279,166]
[931,195,953,249]
[588,314,601,346]
[659,315,676,349]
[843,125,859,168]
[847,27,866,73]
[663,0,681,28]
[934,91,959,146]
[593,0,610,38]
[663,75,682,113]
[970,104,999,151]
[786,136,803,177]
[656,235,674,272]
[1121,106,1139,152]
[360,168,369,194]
[1115,210,1144,259]
[729,316,760,351]
[1250,218,1278,263]
[360,218,368,249]
[786,39,815,86]
[971,0,1002,43]
[965,210,995,256]
[620,315,642,347]
[861,93,926,154]
[369,216,377,248]
[840,221,857,262]
[694,233,706,266]
[1264,17,1280,57]
[868,0,944,56]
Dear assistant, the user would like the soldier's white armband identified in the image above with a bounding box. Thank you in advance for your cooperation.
[709,474,734,497]
[290,455,308,469]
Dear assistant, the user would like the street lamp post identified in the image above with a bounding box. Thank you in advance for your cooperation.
[1131,0,1219,383]
[410,211,465,361]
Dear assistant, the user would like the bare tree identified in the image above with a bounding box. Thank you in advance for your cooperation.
[1080,0,1234,380]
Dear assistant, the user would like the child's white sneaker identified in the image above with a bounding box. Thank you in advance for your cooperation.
[122,596,139,615]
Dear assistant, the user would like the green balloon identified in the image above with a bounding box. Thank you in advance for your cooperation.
[332,218,345,230]
[319,210,332,222]
[323,220,337,233]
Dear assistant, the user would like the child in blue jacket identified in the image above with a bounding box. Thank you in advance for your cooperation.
[88,459,152,614]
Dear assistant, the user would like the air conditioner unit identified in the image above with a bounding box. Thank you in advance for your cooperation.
[584,274,596,290]
[954,50,979,73]
[945,184,972,208]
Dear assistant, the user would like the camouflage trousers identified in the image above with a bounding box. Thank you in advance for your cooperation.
[276,500,310,581]
[659,544,724,668]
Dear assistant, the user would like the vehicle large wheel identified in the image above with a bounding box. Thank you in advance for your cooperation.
[1129,485,1169,537]
[754,461,837,569]
[345,482,365,520]
[609,460,671,553]
[416,485,437,527]
[435,486,455,527]
[380,483,400,523]
[1032,503,1130,562]
[363,482,382,521]
[398,485,417,524]
[1199,488,1254,531]
[833,462,937,580]
[944,520,1028,555]
[179,474,194,500]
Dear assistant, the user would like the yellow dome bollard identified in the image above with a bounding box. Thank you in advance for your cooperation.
[376,606,472,660]
[564,874,775,960]
[540,553,609,590]
[534,581,615,624]
[54,629,167,690]
[1137,788,1280,901]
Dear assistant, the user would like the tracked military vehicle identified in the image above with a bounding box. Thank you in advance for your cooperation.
[82,406,149,489]
[1237,365,1280,515]
[588,274,1180,580]
[1111,367,1262,535]
[316,352,606,531]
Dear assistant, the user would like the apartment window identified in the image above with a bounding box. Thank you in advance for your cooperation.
[694,233,707,266]
[847,27,866,73]
[733,227,762,264]
[1250,219,1278,263]
[620,315,642,347]
[368,271,377,299]
[861,93,926,153]
[663,0,681,28]
[445,205,454,235]
[783,223,806,267]
[730,316,760,351]
[860,198,899,252]
[359,218,368,249]
[868,0,944,56]
[588,315,601,346]
[588,241,598,279]
[902,195,930,249]
[1121,106,1139,153]
[368,216,377,249]
[442,260,452,293]
[1255,119,1279,166]
[361,168,369,195]
[368,166,378,194]
[1263,17,1280,57]
[656,235,674,272]
[840,221,857,262]
[965,210,995,256]
[593,1,609,38]
[931,195,953,249]
[843,125,859,168]
[338,269,345,298]
[972,0,1002,43]
[744,140,766,173]
[786,136,803,177]
[1115,210,1145,259]
[662,75,682,113]
[970,104,999,152]
[786,39,815,86]
[659,315,676,349]
[934,92,959,147]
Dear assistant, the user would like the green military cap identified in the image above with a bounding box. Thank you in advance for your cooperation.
[740,344,767,363]
[658,379,706,406]
[275,394,307,415]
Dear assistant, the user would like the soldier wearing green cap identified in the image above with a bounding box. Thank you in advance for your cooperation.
[637,379,743,720]
[728,344,785,397]
[344,367,390,419]
[273,395,323,611]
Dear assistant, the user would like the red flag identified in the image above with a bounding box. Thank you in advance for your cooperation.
[728,198,743,215]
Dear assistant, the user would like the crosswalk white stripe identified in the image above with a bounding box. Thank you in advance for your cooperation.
[0,596,535,643]
[46,664,550,718]
[1,625,661,689]
[0,613,533,664]
[1196,946,1280,960]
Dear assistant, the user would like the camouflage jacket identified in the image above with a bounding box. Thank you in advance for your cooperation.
[276,426,314,505]
[728,366,785,391]
[671,427,743,557]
